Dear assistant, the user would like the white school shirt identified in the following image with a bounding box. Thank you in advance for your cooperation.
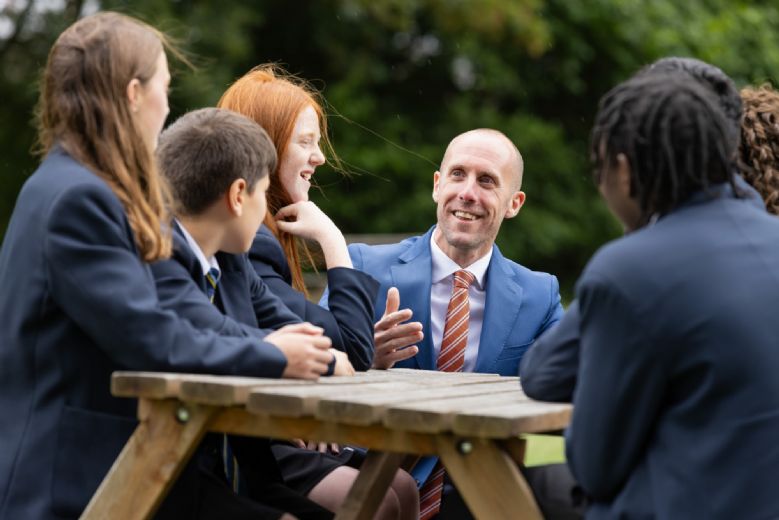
[429,230,492,373]
[177,221,221,279]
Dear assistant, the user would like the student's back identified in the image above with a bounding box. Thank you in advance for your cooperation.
[566,72,779,519]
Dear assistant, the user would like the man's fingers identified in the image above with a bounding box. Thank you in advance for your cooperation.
[374,309,414,331]
[384,286,400,316]
[383,345,419,364]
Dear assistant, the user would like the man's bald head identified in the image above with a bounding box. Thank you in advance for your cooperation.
[441,129,524,190]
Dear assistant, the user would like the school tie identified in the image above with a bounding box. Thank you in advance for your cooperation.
[204,268,242,492]
[420,269,476,520]
[204,267,220,303]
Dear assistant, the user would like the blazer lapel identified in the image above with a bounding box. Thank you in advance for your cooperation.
[391,228,435,370]
[475,247,523,373]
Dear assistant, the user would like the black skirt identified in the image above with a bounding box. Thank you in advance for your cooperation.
[271,441,367,495]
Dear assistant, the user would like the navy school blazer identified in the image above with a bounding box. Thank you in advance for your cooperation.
[0,149,289,519]
[249,225,380,371]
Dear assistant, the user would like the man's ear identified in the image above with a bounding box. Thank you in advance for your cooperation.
[504,191,526,219]
[126,78,142,113]
[432,171,441,203]
[226,178,248,217]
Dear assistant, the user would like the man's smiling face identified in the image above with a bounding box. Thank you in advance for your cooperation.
[432,130,525,267]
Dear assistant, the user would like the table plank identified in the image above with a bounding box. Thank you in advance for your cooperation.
[248,375,505,421]
[383,388,527,433]
[453,400,572,437]
[313,379,518,427]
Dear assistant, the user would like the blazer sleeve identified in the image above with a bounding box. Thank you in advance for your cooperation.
[44,182,287,378]
[519,300,581,402]
[250,231,380,371]
[565,274,666,500]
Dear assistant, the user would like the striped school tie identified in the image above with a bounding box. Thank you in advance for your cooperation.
[205,267,220,303]
[204,267,242,492]
[420,269,475,519]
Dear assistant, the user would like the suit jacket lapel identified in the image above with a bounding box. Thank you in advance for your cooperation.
[391,228,435,370]
[475,247,523,373]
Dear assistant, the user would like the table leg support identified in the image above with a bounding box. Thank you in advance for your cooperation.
[439,438,543,520]
[334,451,406,520]
[81,399,216,520]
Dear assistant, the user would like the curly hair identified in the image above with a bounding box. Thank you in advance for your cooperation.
[740,84,779,215]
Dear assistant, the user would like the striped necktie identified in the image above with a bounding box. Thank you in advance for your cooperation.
[420,269,476,520]
[204,266,242,492]
[205,267,220,303]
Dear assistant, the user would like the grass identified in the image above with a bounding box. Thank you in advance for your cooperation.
[524,434,566,466]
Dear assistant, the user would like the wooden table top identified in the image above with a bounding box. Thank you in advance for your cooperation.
[112,368,571,439]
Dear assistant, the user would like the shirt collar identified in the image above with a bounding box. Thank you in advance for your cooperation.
[430,227,492,290]
[176,220,220,277]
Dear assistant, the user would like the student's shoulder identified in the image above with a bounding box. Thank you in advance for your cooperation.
[32,149,129,232]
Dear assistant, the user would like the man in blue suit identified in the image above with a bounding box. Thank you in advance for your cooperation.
[326,128,563,376]
[564,72,779,518]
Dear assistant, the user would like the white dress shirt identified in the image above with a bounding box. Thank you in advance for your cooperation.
[429,229,492,372]
[177,220,221,278]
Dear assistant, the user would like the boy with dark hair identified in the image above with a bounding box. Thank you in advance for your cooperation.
[152,107,339,520]
[567,72,779,517]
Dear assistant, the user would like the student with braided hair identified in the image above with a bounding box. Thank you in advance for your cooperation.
[740,84,779,215]
[566,72,779,518]
[520,57,766,403]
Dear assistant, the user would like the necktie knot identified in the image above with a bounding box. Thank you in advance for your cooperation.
[205,267,220,303]
[453,269,475,289]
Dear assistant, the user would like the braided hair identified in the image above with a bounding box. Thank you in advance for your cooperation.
[591,72,738,226]
[641,57,742,143]
[739,84,779,215]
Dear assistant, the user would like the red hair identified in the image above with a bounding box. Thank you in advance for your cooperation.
[218,64,333,294]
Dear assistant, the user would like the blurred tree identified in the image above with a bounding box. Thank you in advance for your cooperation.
[2,0,779,297]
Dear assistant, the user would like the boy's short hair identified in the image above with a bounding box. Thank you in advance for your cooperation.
[157,107,277,216]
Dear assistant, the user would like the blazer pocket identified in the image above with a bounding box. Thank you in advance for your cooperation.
[491,340,534,376]
[51,405,137,516]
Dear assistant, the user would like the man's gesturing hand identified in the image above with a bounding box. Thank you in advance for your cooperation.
[372,287,422,369]
[265,323,333,379]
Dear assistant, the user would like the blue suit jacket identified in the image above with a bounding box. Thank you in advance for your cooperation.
[564,186,779,518]
[0,149,290,519]
[249,226,380,371]
[331,227,563,375]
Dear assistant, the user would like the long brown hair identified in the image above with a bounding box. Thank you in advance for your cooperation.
[218,64,336,294]
[740,84,779,215]
[35,11,173,261]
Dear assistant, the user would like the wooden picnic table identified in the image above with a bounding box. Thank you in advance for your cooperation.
[81,369,571,520]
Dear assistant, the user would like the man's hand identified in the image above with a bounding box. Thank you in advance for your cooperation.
[372,287,422,369]
[331,348,355,376]
[265,323,333,380]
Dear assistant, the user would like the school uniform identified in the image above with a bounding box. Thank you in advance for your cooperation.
[0,148,307,519]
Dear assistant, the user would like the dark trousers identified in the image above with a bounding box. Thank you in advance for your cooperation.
[156,434,333,520]
[438,463,588,520]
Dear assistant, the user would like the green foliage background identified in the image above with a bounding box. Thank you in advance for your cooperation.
[2,0,779,298]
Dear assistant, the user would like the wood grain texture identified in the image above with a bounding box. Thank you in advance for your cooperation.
[439,437,543,520]
[82,399,217,520]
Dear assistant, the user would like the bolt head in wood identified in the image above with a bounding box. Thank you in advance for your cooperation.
[457,440,473,455]
[176,406,190,423]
